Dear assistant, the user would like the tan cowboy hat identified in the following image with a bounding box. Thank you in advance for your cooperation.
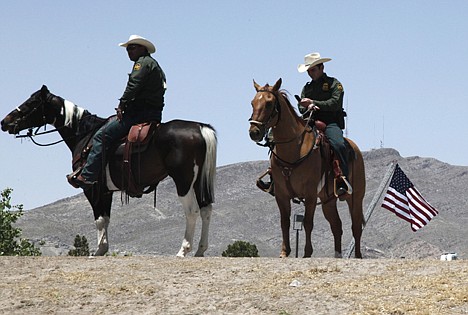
[119,35,156,54]
[297,52,331,73]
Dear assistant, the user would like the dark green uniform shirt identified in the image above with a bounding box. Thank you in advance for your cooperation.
[298,73,344,126]
[120,54,166,114]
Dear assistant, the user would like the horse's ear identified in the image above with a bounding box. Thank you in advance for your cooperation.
[253,79,261,92]
[40,85,49,98]
[272,78,282,91]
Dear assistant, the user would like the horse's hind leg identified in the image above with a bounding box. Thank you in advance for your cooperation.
[322,201,343,258]
[176,188,200,257]
[195,204,212,257]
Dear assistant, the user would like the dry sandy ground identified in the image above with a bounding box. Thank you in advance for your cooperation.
[1,256,467,315]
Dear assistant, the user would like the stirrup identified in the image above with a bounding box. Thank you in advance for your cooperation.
[256,168,274,196]
[256,169,270,190]
[256,178,271,192]
[334,176,353,198]
[66,168,83,189]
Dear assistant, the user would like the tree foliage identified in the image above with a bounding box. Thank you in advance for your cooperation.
[68,235,90,256]
[0,188,41,256]
[222,240,259,257]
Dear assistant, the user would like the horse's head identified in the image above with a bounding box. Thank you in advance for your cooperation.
[249,78,282,142]
[1,85,60,135]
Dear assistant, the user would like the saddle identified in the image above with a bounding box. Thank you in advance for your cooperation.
[314,120,353,198]
[68,122,158,197]
[120,122,158,197]
[314,120,342,177]
[256,119,353,199]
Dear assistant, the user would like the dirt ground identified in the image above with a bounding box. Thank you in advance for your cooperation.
[1,256,467,315]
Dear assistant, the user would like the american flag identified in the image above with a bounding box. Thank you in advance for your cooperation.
[381,164,438,231]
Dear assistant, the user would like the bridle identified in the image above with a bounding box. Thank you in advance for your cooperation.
[249,89,313,146]
[250,89,322,203]
[13,93,67,146]
[248,89,281,133]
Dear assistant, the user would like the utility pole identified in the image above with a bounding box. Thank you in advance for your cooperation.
[344,161,396,258]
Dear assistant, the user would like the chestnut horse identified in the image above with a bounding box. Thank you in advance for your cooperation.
[248,79,365,258]
[1,85,217,257]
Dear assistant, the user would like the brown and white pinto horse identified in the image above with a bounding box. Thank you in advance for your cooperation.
[1,85,217,257]
[249,79,366,258]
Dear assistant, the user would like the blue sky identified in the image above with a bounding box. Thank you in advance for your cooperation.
[1,1,468,209]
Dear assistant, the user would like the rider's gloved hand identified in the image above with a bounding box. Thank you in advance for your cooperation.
[300,98,320,111]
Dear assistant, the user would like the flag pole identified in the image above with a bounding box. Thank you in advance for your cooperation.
[344,161,397,258]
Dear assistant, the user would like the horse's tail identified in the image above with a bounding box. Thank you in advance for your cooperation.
[198,124,217,206]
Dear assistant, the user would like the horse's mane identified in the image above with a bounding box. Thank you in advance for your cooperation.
[47,91,107,138]
[76,113,107,137]
[276,89,307,127]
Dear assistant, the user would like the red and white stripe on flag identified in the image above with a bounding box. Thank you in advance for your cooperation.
[381,164,438,231]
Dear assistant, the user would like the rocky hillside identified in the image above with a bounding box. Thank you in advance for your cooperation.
[17,148,468,259]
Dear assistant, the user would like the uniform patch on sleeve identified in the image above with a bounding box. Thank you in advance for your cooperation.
[133,63,142,71]
[337,83,343,91]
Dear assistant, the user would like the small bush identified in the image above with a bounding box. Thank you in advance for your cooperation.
[222,240,259,257]
[68,235,90,256]
[0,188,41,256]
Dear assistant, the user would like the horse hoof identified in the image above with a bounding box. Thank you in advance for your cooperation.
[194,251,205,257]
[176,251,186,257]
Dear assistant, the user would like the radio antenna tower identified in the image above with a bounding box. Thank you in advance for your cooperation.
[380,114,385,148]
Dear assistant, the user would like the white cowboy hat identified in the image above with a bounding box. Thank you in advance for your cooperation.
[119,35,156,54]
[297,52,331,73]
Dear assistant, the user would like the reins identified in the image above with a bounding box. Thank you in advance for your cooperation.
[16,125,67,146]
[257,89,316,163]
[252,88,336,205]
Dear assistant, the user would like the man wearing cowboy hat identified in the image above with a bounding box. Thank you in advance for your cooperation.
[297,52,350,197]
[70,34,166,189]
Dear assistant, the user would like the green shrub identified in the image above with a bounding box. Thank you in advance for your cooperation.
[68,235,90,256]
[0,188,41,256]
[222,240,259,257]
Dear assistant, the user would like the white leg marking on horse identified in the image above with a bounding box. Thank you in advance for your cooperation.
[195,204,212,257]
[94,215,110,256]
[176,164,200,257]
